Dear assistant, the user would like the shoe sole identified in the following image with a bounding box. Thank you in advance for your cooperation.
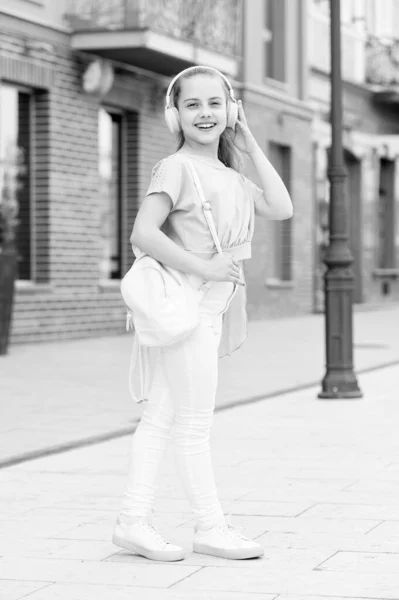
[112,533,186,562]
[193,541,264,560]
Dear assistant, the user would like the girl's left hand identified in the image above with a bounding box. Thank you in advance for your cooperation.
[227,100,258,155]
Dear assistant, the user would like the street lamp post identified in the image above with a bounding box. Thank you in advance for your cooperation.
[318,0,362,399]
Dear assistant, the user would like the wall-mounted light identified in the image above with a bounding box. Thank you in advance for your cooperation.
[82,59,114,97]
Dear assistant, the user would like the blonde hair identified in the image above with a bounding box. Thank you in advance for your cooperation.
[172,66,243,173]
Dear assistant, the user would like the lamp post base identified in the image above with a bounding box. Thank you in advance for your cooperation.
[318,370,362,399]
[318,257,363,400]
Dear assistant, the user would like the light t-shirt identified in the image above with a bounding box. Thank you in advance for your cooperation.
[128,151,264,404]
[143,151,263,261]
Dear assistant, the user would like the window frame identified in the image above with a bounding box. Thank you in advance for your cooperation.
[266,142,293,286]
[262,0,288,89]
[377,157,396,270]
[0,82,36,282]
[98,105,126,284]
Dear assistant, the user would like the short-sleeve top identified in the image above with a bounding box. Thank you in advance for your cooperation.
[138,151,263,262]
[128,151,264,404]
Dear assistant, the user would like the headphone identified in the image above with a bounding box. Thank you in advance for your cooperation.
[164,66,238,134]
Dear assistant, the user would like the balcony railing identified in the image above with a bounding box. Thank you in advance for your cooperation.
[64,0,243,58]
[366,35,399,86]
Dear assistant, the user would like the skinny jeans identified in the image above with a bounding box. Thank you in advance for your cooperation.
[120,275,237,531]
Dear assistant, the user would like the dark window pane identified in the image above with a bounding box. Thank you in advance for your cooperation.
[264,0,286,82]
[0,86,31,280]
[265,0,274,77]
[269,142,292,281]
[17,92,31,280]
[378,158,395,269]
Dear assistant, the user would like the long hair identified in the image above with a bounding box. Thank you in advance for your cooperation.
[171,66,243,173]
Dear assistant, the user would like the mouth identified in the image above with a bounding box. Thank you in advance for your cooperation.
[195,123,217,131]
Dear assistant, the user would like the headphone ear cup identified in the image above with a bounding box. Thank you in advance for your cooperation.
[165,106,181,133]
[227,100,238,129]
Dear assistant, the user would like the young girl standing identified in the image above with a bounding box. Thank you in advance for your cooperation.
[113,66,293,562]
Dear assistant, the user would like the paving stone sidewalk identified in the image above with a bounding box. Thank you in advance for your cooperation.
[1,304,399,465]
[1,362,399,599]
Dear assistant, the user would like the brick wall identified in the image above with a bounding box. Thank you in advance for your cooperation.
[0,28,176,344]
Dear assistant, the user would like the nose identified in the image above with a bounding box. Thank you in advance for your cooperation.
[199,103,212,118]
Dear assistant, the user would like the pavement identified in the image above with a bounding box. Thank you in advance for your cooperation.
[1,303,399,467]
[1,304,399,598]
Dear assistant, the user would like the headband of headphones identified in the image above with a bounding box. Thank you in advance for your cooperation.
[165,66,236,108]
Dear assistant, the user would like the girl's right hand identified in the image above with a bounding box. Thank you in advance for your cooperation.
[203,254,245,286]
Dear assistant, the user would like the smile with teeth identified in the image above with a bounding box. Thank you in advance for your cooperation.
[196,123,216,129]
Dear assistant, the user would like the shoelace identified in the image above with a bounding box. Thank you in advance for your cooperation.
[139,521,170,547]
[217,513,249,541]
[190,512,249,540]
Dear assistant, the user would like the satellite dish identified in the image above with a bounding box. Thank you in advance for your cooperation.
[83,59,114,96]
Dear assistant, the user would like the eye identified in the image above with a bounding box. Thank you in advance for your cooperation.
[187,103,198,108]
[211,101,221,106]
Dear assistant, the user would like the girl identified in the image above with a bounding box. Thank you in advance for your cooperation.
[113,66,293,562]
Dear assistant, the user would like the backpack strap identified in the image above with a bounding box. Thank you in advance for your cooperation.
[187,161,224,255]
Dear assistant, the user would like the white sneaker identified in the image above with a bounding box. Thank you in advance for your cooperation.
[112,515,186,562]
[193,515,264,560]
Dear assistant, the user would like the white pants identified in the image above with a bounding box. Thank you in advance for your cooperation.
[120,276,237,530]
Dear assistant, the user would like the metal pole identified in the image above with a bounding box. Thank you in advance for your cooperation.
[318,0,362,399]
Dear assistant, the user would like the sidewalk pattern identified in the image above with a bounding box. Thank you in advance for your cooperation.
[2,363,399,599]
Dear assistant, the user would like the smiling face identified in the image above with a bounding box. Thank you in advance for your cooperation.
[175,74,228,150]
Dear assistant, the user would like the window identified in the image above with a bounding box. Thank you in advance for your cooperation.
[269,142,292,281]
[98,108,123,280]
[263,0,286,83]
[378,158,395,269]
[369,0,396,39]
[0,85,33,280]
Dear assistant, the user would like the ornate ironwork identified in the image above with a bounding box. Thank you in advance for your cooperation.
[64,0,243,56]
[366,34,399,86]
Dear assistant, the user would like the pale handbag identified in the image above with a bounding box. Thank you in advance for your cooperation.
[120,160,223,347]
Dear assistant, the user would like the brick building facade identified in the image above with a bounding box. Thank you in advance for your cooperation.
[5,1,399,347]
[0,0,317,345]
[1,24,177,343]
